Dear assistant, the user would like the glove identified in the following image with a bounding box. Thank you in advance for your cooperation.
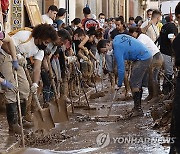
[67,56,77,64]
[114,85,120,91]
[12,60,19,70]
[17,54,27,67]
[1,80,14,90]
[31,83,39,94]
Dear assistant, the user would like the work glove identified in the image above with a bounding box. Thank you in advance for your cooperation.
[17,54,27,67]
[31,83,39,94]
[67,56,77,64]
[1,80,15,90]
[12,60,19,70]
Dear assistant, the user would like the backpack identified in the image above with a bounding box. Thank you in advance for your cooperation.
[1,0,9,13]
[83,18,100,32]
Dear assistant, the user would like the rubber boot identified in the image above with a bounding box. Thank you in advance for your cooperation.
[148,83,161,104]
[144,82,153,102]
[162,75,172,95]
[20,102,33,128]
[61,80,71,103]
[127,91,144,118]
[6,103,21,134]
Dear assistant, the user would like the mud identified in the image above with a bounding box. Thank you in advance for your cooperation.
[0,80,171,154]
[89,92,105,100]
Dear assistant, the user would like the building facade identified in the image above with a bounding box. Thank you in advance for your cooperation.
[4,0,147,32]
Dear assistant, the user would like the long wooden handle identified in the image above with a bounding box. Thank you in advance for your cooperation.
[46,56,58,99]
[14,71,25,147]
[24,67,43,111]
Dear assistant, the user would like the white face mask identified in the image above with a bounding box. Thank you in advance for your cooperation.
[99,19,105,23]
[73,26,78,31]
[112,23,116,29]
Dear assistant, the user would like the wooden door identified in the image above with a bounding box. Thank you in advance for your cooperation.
[24,0,43,27]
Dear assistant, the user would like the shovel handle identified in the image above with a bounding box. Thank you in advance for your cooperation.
[14,71,25,147]
[107,89,118,117]
[24,67,45,121]
[24,67,33,85]
[46,56,58,99]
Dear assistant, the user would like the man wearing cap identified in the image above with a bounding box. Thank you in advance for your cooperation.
[42,5,58,25]
[55,8,67,30]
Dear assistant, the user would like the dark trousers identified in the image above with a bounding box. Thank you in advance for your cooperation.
[170,71,180,154]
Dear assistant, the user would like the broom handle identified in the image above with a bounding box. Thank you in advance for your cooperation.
[14,71,25,147]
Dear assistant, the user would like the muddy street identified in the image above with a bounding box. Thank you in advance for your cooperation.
[0,81,170,154]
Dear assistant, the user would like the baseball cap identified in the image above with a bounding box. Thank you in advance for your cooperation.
[57,8,67,16]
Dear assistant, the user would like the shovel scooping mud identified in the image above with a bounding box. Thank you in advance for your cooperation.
[24,67,55,133]
[32,94,55,133]
[92,89,123,122]
[46,56,69,123]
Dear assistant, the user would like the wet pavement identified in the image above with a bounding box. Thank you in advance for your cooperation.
[0,82,171,154]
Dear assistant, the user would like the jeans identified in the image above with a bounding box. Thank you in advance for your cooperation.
[162,54,174,76]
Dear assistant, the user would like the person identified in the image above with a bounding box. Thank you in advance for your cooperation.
[81,7,99,32]
[55,29,76,102]
[170,2,180,153]
[134,16,143,28]
[42,5,58,25]
[160,15,178,95]
[104,18,115,40]
[97,35,152,118]
[110,17,131,98]
[55,8,67,30]
[98,13,106,28]
[2,24,57,134]
[128,17,136,28]
[74,28,97,88]
[110,16,128,40]
[141,10,161,43]
[71,18,82,31]
[141,9,153,28]
[129,27,163,103]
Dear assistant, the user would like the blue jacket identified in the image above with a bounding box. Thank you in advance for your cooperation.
[113,34,152,87]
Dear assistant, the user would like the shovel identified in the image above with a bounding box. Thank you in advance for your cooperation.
[46,56,69,123]
[14,71,25,147]
[89,71,105,99]
[24,67,55,132]
[93,89,122,122]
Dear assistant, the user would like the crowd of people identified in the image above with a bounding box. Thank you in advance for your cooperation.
[0,2,180,153]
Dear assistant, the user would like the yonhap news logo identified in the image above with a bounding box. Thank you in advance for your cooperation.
[96,133,175,148]
[96,133,111,148]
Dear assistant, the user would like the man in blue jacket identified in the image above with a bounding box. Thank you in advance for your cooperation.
[97,34,152,117]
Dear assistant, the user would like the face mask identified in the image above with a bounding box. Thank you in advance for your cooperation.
[112,23,116,29]
[99,19,105,23]
[73,26,78,31]
[36,43,47,50]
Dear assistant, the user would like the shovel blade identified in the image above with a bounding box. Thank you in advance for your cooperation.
[49,97,69,123]
[32,108,55,132]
